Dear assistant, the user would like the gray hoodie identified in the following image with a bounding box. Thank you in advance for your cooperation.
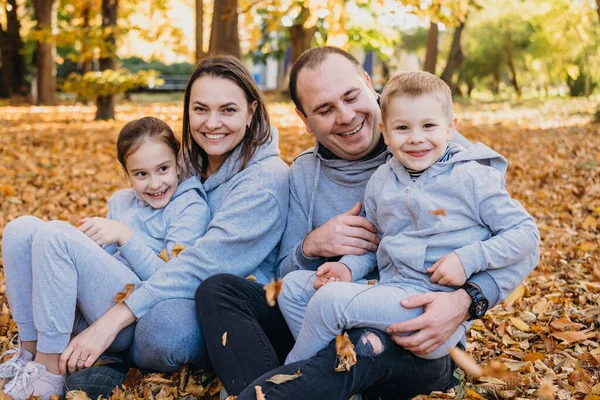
[125,128,290,318]
[276,132,525,306]
[103,176,209,281]
[341,142,540,299]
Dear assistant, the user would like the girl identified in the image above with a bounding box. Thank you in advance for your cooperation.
[63,55,290,398]
[0,116,210,400]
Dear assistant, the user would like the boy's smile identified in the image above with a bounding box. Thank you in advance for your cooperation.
[381,94,456,172]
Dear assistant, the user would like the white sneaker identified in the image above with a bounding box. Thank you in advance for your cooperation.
[0,336,34,380]
[3,361,64,400]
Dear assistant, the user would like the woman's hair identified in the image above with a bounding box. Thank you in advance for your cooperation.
[182,54,271,177]
[117,116,180,173]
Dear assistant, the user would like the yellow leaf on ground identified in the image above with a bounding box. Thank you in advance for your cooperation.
[504,284,525,307]
[583,215,597,231]
[465,388,485,400]
[510,317,531,332]
[550,318,585,331]
[158,249,169,262]
[334,332,357,372]
[266,369,302,384]
[551,330,588,343]
[222,331,227,347]
[114,283,135,303]
[448,347,483,377]
[264,278,283,307]
[255,385,265,400]
[523,352,545,362]
[66,391,91,400]
[171,243,186,257]
[142,374,173,385]
[538,375,555,400]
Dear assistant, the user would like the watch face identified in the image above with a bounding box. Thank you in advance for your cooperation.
[475,299,489,318]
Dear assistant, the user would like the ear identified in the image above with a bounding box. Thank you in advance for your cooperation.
[363,72,377,95]
[295,107,313,134]
[247,100,258,126]
[446,117,458,140]
[379,121,390,146]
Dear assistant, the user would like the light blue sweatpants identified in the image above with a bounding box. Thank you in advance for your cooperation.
[279,270,468,364]
[2,216,141,354]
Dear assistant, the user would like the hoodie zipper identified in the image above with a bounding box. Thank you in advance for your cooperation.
[405,175,418,230]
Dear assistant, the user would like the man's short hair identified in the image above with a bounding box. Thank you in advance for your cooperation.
[380,71,454,123]
[289,46,365,116]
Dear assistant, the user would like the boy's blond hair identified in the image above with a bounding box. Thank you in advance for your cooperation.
[380,71,453,123]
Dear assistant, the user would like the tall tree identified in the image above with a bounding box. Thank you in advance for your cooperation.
[96,0,118,120]
[440,17,467,93]
[32,0,57,105]
[209,0,240,58]
[424,20,438,74]
[289,5,317,64]
[195,0,204,62]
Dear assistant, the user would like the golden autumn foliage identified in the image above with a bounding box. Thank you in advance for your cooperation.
[1,97,600,399]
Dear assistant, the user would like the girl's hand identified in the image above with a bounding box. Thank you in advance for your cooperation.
[59,303,136,375]
[427,252,467,287]
[78,217,132,246]
[314,262,352,289]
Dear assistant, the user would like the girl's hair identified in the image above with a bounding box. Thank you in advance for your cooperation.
[117,116,180,173]
[182,54,271,177]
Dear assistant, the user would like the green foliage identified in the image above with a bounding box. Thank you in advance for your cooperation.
[61,69,164,98]
[120,57,194,76]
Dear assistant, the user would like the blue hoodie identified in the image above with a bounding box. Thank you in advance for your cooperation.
[276,132,523,307]
[103,176,209,281]
[341,142,540,300]
[125,128,290,318]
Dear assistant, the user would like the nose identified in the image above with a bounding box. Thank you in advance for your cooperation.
[148,174,161,189]
[336,104,356,125]
[407,129,425,144]
[205,112,222,130]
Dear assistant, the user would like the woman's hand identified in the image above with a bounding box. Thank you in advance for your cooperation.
[79,217,132,247]
[59,303,137,375]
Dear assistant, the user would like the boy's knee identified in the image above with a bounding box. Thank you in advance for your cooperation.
[4,216,44,242]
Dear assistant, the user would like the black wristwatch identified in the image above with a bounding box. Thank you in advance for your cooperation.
[460,283,489,321]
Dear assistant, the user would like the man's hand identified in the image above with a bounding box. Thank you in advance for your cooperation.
[427,252,467,287]
[386,290,471,355]
[314,262,352,290]
[302,202,379,258]
[79,217,132,247]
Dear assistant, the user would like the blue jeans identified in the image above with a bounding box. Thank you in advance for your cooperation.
[196,274,457,400]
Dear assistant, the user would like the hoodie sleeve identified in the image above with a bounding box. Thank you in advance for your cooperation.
[125,175,287,318]
[339,177,379,281]
[277,161,325,277]
[117,192,211,281]
[454,166,540,285]
[102,196,119,257]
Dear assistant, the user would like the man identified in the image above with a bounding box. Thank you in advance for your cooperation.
[196,46,536,399]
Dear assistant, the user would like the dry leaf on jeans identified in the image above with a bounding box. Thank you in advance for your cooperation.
[114,283,135,303]
[334,332,357,372]
[222,331,227,347]
[158,249,169,262]
[266,369,302,384]
[429,209,446,216]
[255,385,266,400]
[264,278,283,307]
[171,243,186,257]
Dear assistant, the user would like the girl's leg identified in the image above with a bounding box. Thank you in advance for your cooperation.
[30,220,142,365]
[2,216,46,355]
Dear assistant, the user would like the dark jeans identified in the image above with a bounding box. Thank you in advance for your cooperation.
[195,274,457,400]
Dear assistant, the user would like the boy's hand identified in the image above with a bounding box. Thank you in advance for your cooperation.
[427,252,467,287]
[314,262,352,290]
[78,217,132,247]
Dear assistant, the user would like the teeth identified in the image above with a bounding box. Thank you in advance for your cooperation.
[339,121,363,137]
[205,133,226,140]
[149,190,166,197]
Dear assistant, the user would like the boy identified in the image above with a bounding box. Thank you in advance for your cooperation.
[279,71,540,363]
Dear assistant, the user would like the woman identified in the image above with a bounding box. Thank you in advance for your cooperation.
[65,54,290,393]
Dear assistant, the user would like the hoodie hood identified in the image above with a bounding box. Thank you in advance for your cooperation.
[173,175,207,201]
[202,126,281,192]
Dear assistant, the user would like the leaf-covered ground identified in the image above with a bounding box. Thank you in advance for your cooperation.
[0,97,599,400]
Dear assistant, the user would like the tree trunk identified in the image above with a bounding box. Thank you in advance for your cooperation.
[208,0,240,58]
[32,0,57,105]
[504,46,521,97]
[596,0,600,22]
[95,0,117,120]
[440,19,466,94]
[79,0,93,74]
[195,0,204,63]
[424,21,438,74]
[0,28,13,98]
[288,5,317,65]
[7,0,25,93]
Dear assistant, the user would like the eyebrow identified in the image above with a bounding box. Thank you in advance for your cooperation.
[311,88,359,114]
[192,101,239,108]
